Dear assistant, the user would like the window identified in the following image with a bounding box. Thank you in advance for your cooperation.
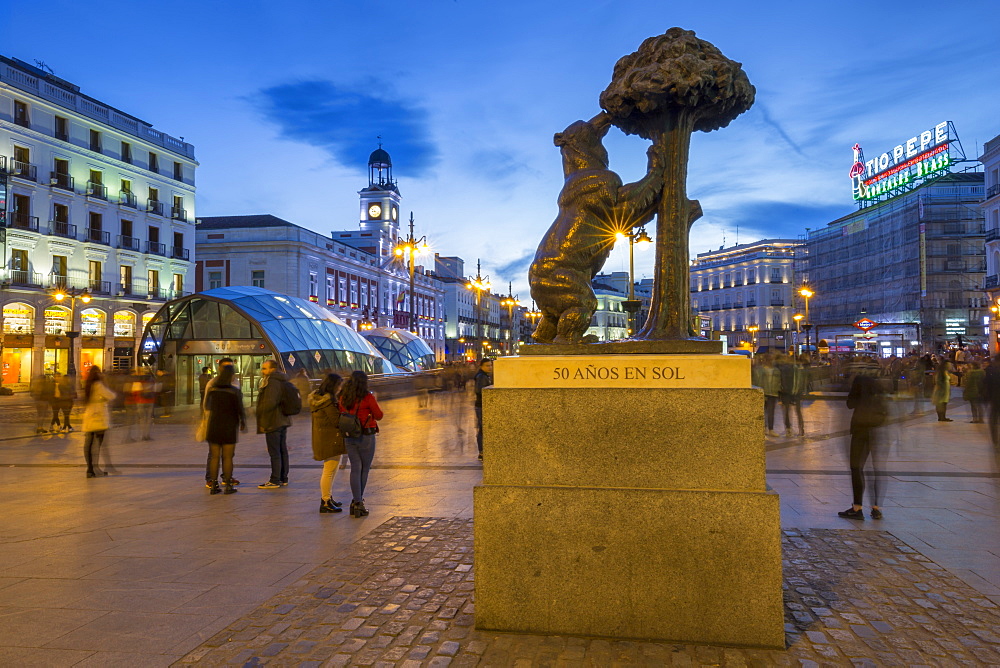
[148,186,159,202]
[88,260,102,292]
[253,270,266,289]
[350,281,358,305]
[52,158,71,190]
[54,115,69,141]
[148,269,160,295]
[121,178,132,193]
[148,152,159,173]
[11,145,32,180]
[208,271,223,290]
[173,161,183,181]
[172,195,185,221]
[53,203,68,224]
[90,129,102,153]
[326,275,334,301]
[149,226,159,243]
[121,141,132,164]
[120,219,133,240]
[89,211,102,231]
[309,272,319,297]
[88,169,105,199]
[11,249,29,271]
[52,255,68,283]
[747,271,757,285]
[120,265,132,293]
[13,100,29,127]
[173,273,183,294]
[769,268,782,283]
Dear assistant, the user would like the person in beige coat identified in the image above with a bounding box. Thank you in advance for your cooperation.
[310,373,345,513]
[82,366,117,477]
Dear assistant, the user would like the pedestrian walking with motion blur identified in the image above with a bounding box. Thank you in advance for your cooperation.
[198,366,213,407]
[984,357,1000,447]
[50,371,75,432]
[29,373,54,434]
[82,366,117,478]
[125,370,155,441]
[202,366,246,495]
[339,370,383,518]
[255,359,298,489]
[473,359,493,459]
[931,358,954,422]
[964,361,986,424]
[778,355,808,437]
[309,373,345,513]
[839,371,888,520]
[752,355,780,437]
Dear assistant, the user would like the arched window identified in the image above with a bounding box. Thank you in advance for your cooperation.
[113,310,136,337]
[44,306,72,335]
[2,302,34,334]
[81,308,107,336]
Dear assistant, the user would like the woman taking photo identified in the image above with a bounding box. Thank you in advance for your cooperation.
[339,370,383,518]
[82,366,116,478]
[310,373,345,513]
[202,366,246,494]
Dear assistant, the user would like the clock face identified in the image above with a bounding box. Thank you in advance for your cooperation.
[391,206,398,221]
[368,203,382,219]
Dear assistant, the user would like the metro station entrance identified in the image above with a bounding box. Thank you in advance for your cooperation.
[174,351,273,405]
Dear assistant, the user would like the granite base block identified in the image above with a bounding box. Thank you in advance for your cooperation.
[474,484,784,648]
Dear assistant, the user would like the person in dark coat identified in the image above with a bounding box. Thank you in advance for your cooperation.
[839,372,887,520]
[984,357,1000,447]
[473,359,493,460]
[50,372,76,432]
[255,360,293,488]
[198,367,213,407]
[203,366,246,494]
[309,373,345,513]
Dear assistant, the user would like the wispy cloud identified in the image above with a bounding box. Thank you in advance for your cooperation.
[251,79,439,176]
[467,149,539,182]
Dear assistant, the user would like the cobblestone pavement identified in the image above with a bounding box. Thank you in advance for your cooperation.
[179,517,1000,667]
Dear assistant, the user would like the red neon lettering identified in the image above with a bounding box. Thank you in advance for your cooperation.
[864,143,948,185]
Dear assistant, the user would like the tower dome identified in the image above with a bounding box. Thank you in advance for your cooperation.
[367,141,396,191]
[369,147,392,168]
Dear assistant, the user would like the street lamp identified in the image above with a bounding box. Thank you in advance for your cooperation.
[393,212,430,335]
[52,287,92,376]
[500,282,518,355]
[465,260,491,362]
[798,287,814,355]
[747,324,759,358]
[793,313,804,355]
[615,226,652,334]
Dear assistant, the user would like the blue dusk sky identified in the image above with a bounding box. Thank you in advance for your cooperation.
[3,1,1000,296]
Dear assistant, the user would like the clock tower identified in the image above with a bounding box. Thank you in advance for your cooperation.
[359,142,401,240]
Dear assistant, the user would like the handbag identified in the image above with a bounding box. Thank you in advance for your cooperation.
[196,412,209,442]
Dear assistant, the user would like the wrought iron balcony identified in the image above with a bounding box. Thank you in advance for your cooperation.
[769,301,785,306]
[86,181,107,200]
[117,235,141,251]
[49,172,74,191]
[7,212,39,231]
[84,228,111,245]
[985,274,999,290]
[147,199,164,216]
[49,220,77,239]
[170,246,190,261]
[171,206,187,222]
[9,159,37,181]
[90,280,112,294]
[119,191,137,208]
[48,273,69,289]
[146,241,166,256]
[988,184,1000,199]
[8,270,42,287]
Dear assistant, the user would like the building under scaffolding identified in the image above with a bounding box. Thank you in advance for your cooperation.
[807,172,986,354]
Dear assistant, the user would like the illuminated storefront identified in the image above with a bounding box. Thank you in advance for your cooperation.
[2,302,35,390]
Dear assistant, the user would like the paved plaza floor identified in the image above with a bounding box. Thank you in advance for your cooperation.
[0,388,998,666]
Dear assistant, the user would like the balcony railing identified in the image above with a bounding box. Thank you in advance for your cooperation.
[49,220,77,239]
[50,172,74,191]
[170,246,190,260]
[6,212,39,231]
[48,273,68,289]
[117,235,141,251]
[86,181,107,200]
[84,228,111,245]
[148,286,163,299]
[89,280,112,294]
[988,228,1000,242]
[146,241,166,256]
[147,199,164,216]
[769,301,785,306]
[985,274,999,290]
[55,128,69,142]
[171,207,187,222]
[988,184,1000,199]
[9,159,37,181]
[7,270,42,287]
[119,191,137,208]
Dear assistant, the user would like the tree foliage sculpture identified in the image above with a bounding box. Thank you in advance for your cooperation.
[600,27,755,339]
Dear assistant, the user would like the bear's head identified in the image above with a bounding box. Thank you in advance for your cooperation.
[554,112,611,175]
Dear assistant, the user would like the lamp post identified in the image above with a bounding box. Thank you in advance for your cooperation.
[500,282,518,355]
[52,287,92,376]
[747,324,759,358]
[393,212,429,336]
[615,226,652,335]
[465,260,490,362]
[798,287,814,357]
[793,313,803,354]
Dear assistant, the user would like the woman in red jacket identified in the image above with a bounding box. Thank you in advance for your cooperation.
[338,370,384,518]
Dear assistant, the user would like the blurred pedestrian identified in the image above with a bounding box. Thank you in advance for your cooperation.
[339,370,383,518]
[198,366,213,406]
[82,366,116,478]
[778,355,807,437]
[309,373,345,513]
[255,360,294,489]
[752,355,780,437]
[125,370,155,441]
[474,359,493,459]
[291,367,312,406]
[29,373,53,434]
[931,359,954,422]
[202,358,240,409]
[839,372,887,520]
[50,372,75,432]
[964,361,986,424]
[985,357,1000,447]
[155,369,174,418]
[202,366,246,494]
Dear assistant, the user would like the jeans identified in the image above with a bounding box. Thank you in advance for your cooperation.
[474,405,483,454]
[345,434,376,502]
[780,394,804,434]
[849,427,881,506]
[51,404,71,429]
[84,430,106,474]
[265,427,289,484]
[207,443,236,483]
[971,399,985,423]
[763,395,778,431]
[320,455,343,501]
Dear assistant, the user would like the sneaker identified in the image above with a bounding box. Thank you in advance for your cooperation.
[258,481,281,489]
[65,426,73,432]
[205,481,214,489]
[280,481,288,486]
[870,508,883,520]
[230,478,241,486]
[838,507,865,520]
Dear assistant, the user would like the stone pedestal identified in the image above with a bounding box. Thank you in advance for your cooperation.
[473,354,784,648]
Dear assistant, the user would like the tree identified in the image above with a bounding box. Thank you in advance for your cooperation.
[600,27,755,339]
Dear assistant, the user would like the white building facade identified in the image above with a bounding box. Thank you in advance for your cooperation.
[0,56,196,387]
[981,134,1000,353]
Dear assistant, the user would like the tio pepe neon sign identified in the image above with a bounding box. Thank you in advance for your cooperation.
[850,121,952,201]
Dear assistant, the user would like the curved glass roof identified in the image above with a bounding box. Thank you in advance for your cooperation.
[142,286,400,376]
[363,327,436,372]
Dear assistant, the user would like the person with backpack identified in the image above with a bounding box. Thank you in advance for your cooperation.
[309,373,345,513]
[202,366,246,495]
[255,359,300,489]
[338,370,383,518]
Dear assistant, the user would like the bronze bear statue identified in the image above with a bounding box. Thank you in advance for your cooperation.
[528,112,664,344]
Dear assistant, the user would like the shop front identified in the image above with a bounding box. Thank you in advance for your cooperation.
[2,302,35,392]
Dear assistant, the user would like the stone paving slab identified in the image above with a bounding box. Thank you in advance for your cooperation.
[177,517,1000,667]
